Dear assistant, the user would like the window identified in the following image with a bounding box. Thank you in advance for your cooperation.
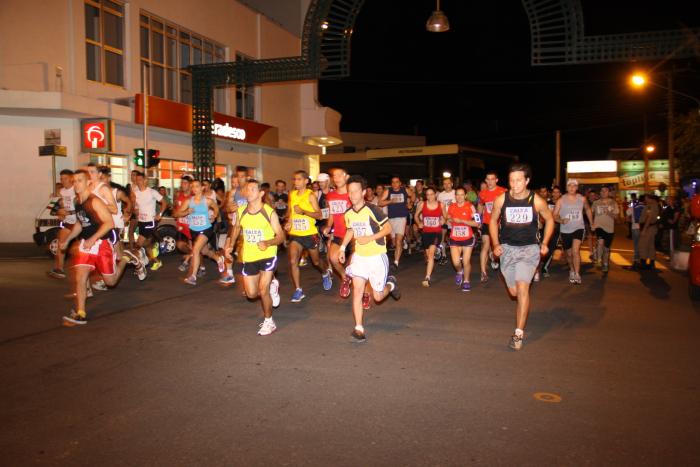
[140,11,226,109]
[158,160,229,198]
[85,0,124,86]
[235,53,256,120]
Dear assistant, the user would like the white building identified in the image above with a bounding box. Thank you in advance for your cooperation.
[0,0,341,243]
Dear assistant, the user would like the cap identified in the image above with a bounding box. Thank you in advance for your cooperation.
[317,173,330,182]
[181,174,194,181]
[567,178,579,186]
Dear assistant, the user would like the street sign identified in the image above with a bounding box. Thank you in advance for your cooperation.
[44,129,61,146]
[38,145,67,157]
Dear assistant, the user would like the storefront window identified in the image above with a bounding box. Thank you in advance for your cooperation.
[85,0,124,86]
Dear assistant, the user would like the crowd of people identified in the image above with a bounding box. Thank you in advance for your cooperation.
[48,161,683,350]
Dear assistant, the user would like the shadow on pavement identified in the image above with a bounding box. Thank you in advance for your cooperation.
[638,269,671,300]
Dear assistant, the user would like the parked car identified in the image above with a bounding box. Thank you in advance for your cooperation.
[689,194,700,300]
[33,196,179,256]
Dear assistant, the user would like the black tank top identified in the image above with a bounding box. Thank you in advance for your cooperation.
[76,195,111,240]
[499,191,539,246]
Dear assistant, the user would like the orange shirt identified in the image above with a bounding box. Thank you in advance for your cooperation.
[448,202,476,240]
[479,186,507,224]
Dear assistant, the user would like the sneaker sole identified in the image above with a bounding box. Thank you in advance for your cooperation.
[62,317,87,326]
[47,272,66,279]
[258,328,277,336]
[290,296,305,303]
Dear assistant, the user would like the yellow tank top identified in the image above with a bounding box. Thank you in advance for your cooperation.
[238,204,277,262]
[289,188,317,236]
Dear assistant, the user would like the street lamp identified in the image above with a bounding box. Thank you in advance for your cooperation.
[630,72,647,89]
[645,145,655,154]
[426,0,450,33]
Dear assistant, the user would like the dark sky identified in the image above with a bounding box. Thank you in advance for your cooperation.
[318,0,699,185]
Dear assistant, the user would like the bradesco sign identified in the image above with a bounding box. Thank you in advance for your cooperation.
[80,118,113,153]
[135,94,279,147]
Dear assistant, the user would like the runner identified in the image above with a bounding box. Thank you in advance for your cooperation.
[272,179,289,224]
[172,180,225,285]
[414,187,444,287]
[437,177,456,257]
[61,169,145,326]
[541,185,562,277]
[174,175,194,273]
[285,170,332,302]
[478,171,508,283]
[489,163,554,351]
[226,179,285,334]
[323,167,353,298]
[380,176,410,271]
[553,179,593,284]
[338,175,400,342]
[130,170,169,271]
[447,187,479,291]
[316,173,332,256]
[48,169,77,279]
[591,186,620,273]
[125,169,140,250]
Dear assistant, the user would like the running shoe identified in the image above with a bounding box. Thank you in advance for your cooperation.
[47,269,66,279]
[602,264,609,273]
[135,263,147,281]
[422,277,431,288]
[509,334,523,351]
[258,319,277,336]
[455,272,464,286]
[480,272,489,283]
[568,270,576,284]
[573,273,582,285]
[219,275,236,286]
[139,247,149,266]
[151,243,160,259]
[291,288,305,302]
[533,272,540,282]
[150,259,163,271]
[298,257,308,267]
[197,266,206,278]
[184,275,197,286]
[387,275,400,300]
[123,250,141,266]
[339,276,352,299]
[490,259,499,270]
[270,278,281,308]
[322,271,333,291]
[62,309,87,326]
[217,255,226,273]
[178,259,189,272]
[461,281,471,292]
[92,280,108,291]
[362,292,371,310]
[351,329,367,343]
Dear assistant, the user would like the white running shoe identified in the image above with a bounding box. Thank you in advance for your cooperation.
[258,319,277,336]
[92,280,108,291]
[269,278,281,308]
[139,247,149,266]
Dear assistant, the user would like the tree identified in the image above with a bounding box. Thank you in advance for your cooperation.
[674,111,700,176]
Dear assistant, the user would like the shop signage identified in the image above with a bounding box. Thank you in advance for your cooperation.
[38,145,67,157]
[213,122,246,141]
[80,118,112,153]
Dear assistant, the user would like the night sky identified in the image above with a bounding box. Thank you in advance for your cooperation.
[318,0,699,186]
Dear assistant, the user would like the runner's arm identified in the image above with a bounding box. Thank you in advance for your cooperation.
[583,198,594,225]
[207,198,219,219]
[84,198,115,248]
[118,190,132,217]
[171,198,191,218]
[378,189,391,207]
[156,197,168,220]
[488,194,505,254]
[535,195,555,248]
[553,198,564,223]
[298,193,323,219]
[99,185,118,215]
[267,211,286,247]
[414,201,424,228]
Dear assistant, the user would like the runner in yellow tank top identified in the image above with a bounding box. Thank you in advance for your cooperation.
[284,170,332,302]
[229,179,285,336]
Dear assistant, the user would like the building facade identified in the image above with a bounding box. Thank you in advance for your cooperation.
[0,0,340,242]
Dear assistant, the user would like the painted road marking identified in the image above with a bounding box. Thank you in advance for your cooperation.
[533,392,562,403]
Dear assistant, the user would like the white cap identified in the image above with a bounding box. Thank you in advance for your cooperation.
[317,173,330,182]
[567,178,579,186]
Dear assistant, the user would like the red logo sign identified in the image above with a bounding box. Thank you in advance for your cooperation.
[83,122,106,149]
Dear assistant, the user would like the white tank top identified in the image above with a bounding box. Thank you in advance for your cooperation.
[60,186,76,224]
[111,187,124,229]
[559,194,585,233]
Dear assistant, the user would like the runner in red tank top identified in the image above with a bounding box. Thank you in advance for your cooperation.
[414,187,444,287]
[174,175,194,273]
[478,171,507,283]
[448,187,480,292]
[322,168,354,298]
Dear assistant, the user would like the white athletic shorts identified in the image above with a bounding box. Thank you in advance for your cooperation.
[388,217,407,238]
[346,253,389,293]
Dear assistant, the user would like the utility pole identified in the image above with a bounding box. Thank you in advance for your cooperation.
[142,63,149,180]
[667,73,675,196]
[555,130,561,187]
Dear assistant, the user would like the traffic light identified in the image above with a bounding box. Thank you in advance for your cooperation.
[133,148,145,167]
[147,149,160,168]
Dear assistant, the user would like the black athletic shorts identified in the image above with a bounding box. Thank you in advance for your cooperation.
[480,224,490,236]
[289,234,319,250]
[561,229,585,250]
[138,221,157,240]
[594,228,614,248]
[234,256,278,276]
[449,237,476,248]
[421,232,441,248]
[191,227,214,243]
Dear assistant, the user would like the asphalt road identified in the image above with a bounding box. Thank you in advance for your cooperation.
[1,240,699,466]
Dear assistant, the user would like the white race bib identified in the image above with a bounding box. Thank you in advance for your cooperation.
[329,200,348,215]
[452,225,471,238]
[292,218,310,232]
[351,221,370,237]
[485,202,494,213]
[473,213,481,224]
[596,206,608,216]
[424,216,440,227]
[189,214,207,227]
[138,212,152,222]
[321,208,330,220]
[505,206,534,224]
[548,204,555,212]
[243,228,264,244]
[390,194,404,204]
[567,210,581,221]
[79,239,102,255]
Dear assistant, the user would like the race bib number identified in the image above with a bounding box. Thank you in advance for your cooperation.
[548,204,556,212]
[138,212,152,222]
[321,208,330,220]
[329,200,348,215]
[292,218,310,232]
[567,210,581,221]
[505,206,533,224]
[351,221,370,237]
[177,216,190,225]
[485,202,494,213]
[452,225,471,238]
[473,213,481,224]
[596,206,608,216]
[243,228,264,244]
[390,194,404,204]
[79,239,101,255]
[189,214,207,227]
[424,216,440,228]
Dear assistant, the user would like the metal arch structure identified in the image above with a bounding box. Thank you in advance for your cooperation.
[191,0,700,177]
[522,0,700,66]
[191,0,364,179]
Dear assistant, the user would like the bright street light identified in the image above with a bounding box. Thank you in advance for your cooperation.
[630,73,647,89]
[645,145,655,153]
[442,171,451,179]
